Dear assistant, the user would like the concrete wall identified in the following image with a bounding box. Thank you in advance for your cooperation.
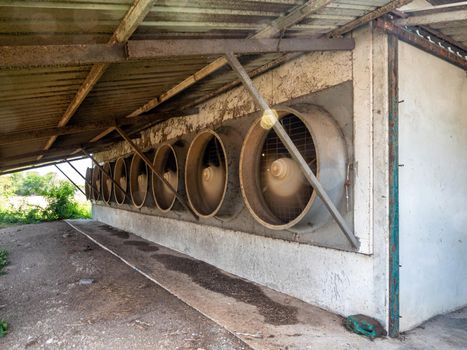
[94,25,392,328]
[399,41,467,331]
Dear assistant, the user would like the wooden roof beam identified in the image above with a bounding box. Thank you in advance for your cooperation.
[87,0,335,142]
[38,0,156,159]
[0,109,196,146]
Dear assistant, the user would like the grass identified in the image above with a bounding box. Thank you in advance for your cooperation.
[0,249,8,275]
[0,320,7,338]
[0,249,8,337]
[0,172,91,228]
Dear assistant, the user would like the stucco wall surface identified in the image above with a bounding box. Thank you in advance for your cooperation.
[399,41,467,331]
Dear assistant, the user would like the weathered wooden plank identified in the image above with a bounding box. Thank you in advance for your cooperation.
[90,0,335,142]
[40,0,156,157]
[0,109,194,145]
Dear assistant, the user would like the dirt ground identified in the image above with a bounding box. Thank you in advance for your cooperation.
[1,221,466,350]
[0,222,250,350]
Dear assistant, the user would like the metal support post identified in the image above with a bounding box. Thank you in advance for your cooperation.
[55,165,86,197]
[80,149,127,196]
[225,52,359,249]
[114,127,199,220]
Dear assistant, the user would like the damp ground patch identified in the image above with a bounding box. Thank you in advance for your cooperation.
[153,253,298,326]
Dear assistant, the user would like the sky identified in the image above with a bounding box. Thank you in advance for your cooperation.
[26,158,92,186]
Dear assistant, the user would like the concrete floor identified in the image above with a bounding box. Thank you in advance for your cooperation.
[0,222,249,350]
[0,220,466,350]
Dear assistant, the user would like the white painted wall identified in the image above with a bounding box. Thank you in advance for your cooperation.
[94,25,392,329]
[399,41,467,331]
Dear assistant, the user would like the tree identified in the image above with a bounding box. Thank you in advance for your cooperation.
[0,176,14,197]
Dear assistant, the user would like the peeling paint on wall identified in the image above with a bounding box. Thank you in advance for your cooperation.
[96,50,351,162]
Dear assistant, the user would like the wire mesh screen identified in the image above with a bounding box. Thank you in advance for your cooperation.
[259,114,316,223]
[202,136,225,167]
[164,149,177,173]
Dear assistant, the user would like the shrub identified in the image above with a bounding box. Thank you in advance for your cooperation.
[0,319,7,337]
[0,174,91,226]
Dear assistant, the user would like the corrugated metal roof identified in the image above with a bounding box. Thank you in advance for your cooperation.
[0,0,132,45]
[0,0,410,171]
[428,19,467,49]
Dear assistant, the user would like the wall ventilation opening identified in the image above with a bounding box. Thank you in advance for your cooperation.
[185,130,228,218]
[101,162,113,204]
[91,165,101,201]
[85,168,92,200]
[113,157,128,205]
[152,143,179,212]
[130,153,149,208]
[240,105,347,232]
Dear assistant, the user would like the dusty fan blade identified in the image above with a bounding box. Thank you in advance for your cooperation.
[200,165,226,209]
[119,176,127,190]
[264,158,306,198]
[160,170,177,203]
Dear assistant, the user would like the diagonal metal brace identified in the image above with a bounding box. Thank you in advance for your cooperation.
[81,148,127,196]
[66,159,99,197]
[54,165,86,197]
[225,52,359,249]
[114,126,199,221]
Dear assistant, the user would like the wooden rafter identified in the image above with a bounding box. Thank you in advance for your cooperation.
[38,0,156,159]
[86,0,335,143]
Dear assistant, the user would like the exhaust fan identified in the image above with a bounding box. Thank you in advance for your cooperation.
[91,165,101,201]
[240,105,347,231]
[185,129,241,219]
[101,162,113,204]
[130,152,149,208]
[85,168,92,200]
[113,157,128,205]
[152,143,182,212]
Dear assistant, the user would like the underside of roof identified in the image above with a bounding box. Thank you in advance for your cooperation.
[0,0,466,173]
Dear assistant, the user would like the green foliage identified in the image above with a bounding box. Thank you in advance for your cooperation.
[0,249,7,338]
[0,319,7,337]
[0,176,15,197]
[17,172,56,196]
[0,249,8,274]
[1,172,57,196]
[0,172,91,226]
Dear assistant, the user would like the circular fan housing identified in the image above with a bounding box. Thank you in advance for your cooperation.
[152,144,179,212]
[91,166,101,201]
[113,157,128,205]
[101,162,113,204]
[85,168,92,200]
[185,130,228,218]
[130,153,149,208]
[240,105,347,231]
